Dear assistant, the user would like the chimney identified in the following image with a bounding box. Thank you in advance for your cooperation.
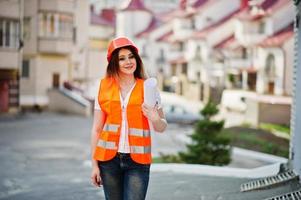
[179,0,187,10]
[90,4,95,14]
[240,0,249,10]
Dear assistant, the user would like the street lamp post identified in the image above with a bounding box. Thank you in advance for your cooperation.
[290,0,301,182]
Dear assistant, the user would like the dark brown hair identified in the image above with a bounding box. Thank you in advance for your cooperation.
[106,46,147,80]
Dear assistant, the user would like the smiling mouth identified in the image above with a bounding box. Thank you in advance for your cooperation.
[124,65,134,69]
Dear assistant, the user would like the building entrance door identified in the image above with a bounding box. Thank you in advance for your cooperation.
[52,73,60,88]
[0,80,9,112]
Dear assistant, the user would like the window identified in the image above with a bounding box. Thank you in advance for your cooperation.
[141,44,147,57]
[39,12,73,39]
[23,17,31,40]
[156,49,165,63]
[259,21,265,34]
[59,14,73,38]
[179,42,184,51]
[72,27,76,43]
[182,63,188,75]
[242,48,247,59]
[194,46,202,61]
[171,64,177,76]
[191,18,196,29]
[265,54,276,81]
[0,19,19,49]
[22,60,30,78]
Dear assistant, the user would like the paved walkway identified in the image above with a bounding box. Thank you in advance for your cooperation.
[0,112,294,200]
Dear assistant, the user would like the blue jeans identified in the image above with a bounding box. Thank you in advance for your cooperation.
[98,153,150,200]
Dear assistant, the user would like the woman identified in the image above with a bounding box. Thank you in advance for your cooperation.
[90,36,167,200]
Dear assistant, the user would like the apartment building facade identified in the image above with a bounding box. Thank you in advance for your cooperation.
[0,0,89,112]
[20,0,89,107]
[0,0,22,113]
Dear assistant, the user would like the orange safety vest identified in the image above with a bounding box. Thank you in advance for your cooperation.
[93,77,152,164]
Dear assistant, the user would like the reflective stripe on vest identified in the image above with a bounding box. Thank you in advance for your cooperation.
[129,128,151,137]
[97,140,117,150]
[103,124,119,132]
[131,146,151,154]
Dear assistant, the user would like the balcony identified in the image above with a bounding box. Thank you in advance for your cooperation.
[38,37,72,55]
[0,50,19,69]
[226,58,252,69]
[39,0,74,14]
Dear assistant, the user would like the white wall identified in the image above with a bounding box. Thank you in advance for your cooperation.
[256,48,285,95]
[89,25,114,39]
[194,0,240,31]
[271,2,295,33]
[116,11,152,39]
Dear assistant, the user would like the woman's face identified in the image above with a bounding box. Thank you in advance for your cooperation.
[118,48,137,76]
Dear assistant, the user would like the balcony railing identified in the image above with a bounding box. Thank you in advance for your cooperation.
[0,50,19,69]
[226,58,252,69]
[39,0,74,14]
[38,37,72,55]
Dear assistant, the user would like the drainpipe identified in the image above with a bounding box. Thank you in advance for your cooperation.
[290,0,301,182]
[18,0,24,112]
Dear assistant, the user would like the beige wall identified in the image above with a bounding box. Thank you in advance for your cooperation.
[23,0,38,55]
[0,0,21,70]
[0,51,19,69]
[71,0,89,81]
[20,56,37,96]
[38,39,73,55]
[20,54,69,105]
[88,50,107,80]
[0,0,20,18]
[258,102,291,125]
[20,0,91,106]
[36,55,69,95]
[283,37,294,96]
[48,88,91,116]
[245,97,291,126]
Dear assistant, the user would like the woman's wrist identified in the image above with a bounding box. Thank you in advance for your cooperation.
[91,159,99,168]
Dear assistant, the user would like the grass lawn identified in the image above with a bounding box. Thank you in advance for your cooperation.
[153,126,290,163]
[223,126,289,158]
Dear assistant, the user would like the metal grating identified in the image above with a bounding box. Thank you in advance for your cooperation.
[264,189,301,200]
[240,170,298,192]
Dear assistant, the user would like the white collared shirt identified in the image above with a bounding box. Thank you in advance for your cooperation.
[94,79,161,153]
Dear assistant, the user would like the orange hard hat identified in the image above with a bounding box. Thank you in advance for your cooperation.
[107,37,139,62]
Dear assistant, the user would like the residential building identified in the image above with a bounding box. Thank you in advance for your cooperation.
[20,0,89,107]
[85,5,115,98]
[0,0,22,113]
[91,0,180,14]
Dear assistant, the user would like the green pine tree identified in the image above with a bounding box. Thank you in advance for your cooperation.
[178,101,231,165]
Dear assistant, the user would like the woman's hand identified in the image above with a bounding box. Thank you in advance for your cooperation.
[142,103,160,122]
[91,166,102,187]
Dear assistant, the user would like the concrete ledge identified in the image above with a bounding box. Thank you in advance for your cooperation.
[151,163,282,178]
[232,147,288,163]
[48,88,91,116]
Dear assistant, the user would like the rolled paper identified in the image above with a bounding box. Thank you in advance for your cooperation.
[144,77,158,134]
[144,77,158,107]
